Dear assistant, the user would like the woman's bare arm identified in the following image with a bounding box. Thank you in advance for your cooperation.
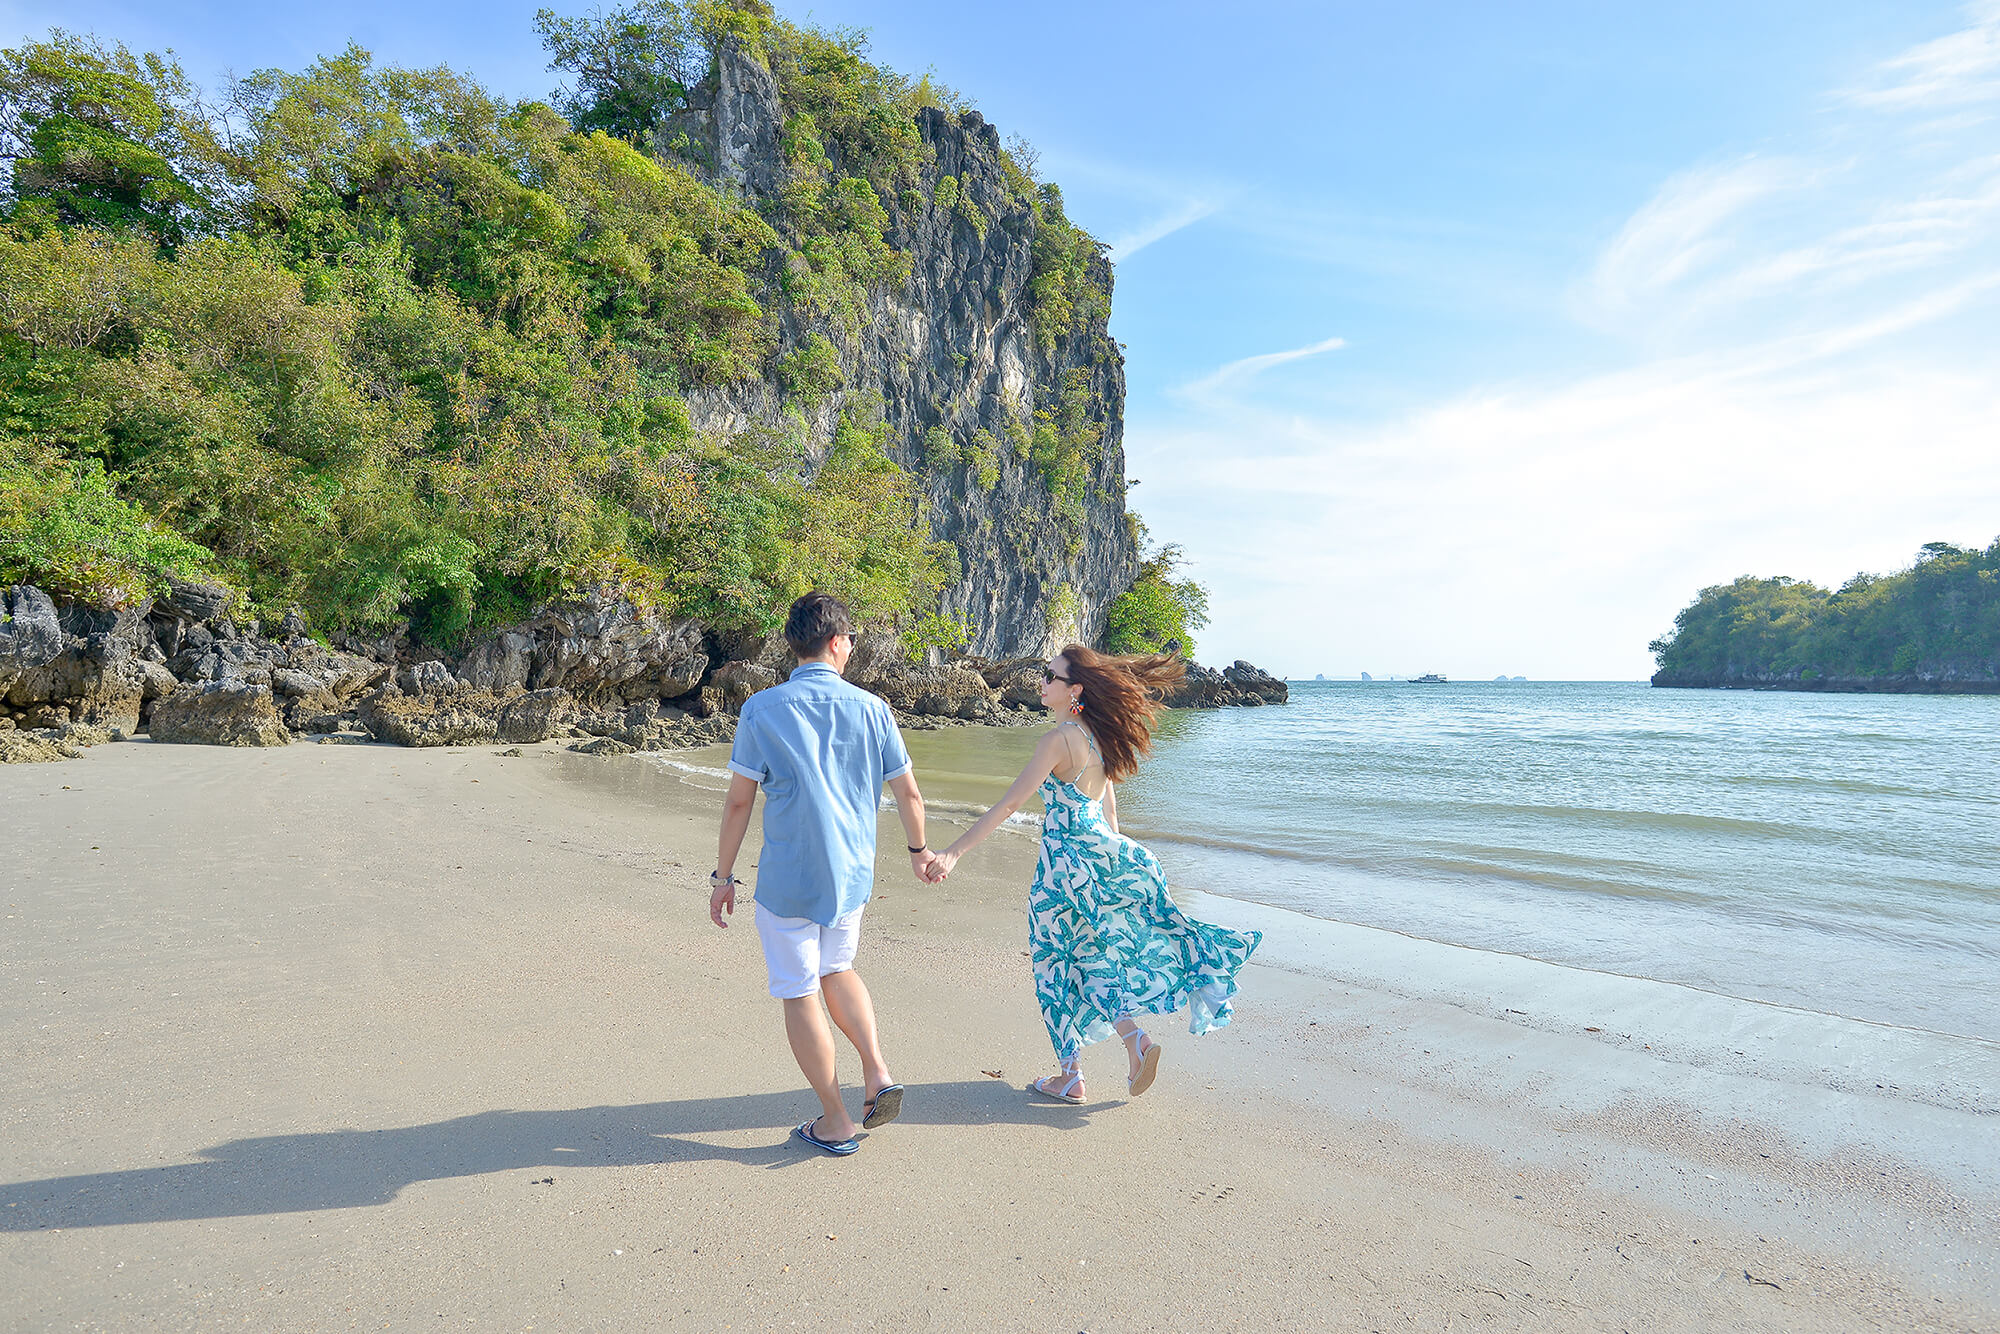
[929,729,1068,876]
[1103,779,1119,834]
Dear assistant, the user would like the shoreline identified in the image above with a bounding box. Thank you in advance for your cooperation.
[4,740,1993,1329]
[1651,676,2000,695]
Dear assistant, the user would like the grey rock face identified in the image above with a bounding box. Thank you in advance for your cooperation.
[1220,661,1289,704]
[149,682,292,747]
[157,577,232,624]
[136,660,181,702]
[271,668,324,698]
[970,656,1051,709]
[1,598,153,731]
[708,660,777,711]
[0,586,65,688]
[672,46,1136,659]
[399,660,458,696]
[457,630,536,692]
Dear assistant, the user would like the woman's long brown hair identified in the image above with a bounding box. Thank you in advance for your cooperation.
[1058,643,1185,782]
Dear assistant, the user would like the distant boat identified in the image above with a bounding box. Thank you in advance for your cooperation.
[1411,673,1447,684]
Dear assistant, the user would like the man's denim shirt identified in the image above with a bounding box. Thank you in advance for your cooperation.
[727,661,913,926]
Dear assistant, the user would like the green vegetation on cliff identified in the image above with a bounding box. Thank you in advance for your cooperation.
[0,6,1115,649]
[1103,526,1209,658]
[1649,540,2000,686]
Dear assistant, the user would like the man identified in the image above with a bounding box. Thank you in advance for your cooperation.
[710,592,937,1156]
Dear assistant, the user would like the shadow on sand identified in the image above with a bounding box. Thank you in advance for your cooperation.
[3,1079,1117,1231]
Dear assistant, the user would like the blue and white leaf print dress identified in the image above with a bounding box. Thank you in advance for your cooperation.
[1028,751,1263,1062]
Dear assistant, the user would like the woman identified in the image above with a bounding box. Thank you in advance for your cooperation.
[927,645,1262,1103]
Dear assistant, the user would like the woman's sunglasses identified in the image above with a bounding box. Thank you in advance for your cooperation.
[1041,666,1071,683]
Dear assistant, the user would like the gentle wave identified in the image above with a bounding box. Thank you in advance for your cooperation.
[638,755,733,782]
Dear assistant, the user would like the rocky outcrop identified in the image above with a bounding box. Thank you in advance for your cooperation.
[575,699,735,750]
[149,682,292,747]
[457,590,709,704]
[858,662,1001,720]
[496,688,580,744]
[1163,661,1290,709]
[1,578,1282,764]
[0,594,158,732]
[355,689,503,748]
[970,656,1052,708]
[0,730,72,763]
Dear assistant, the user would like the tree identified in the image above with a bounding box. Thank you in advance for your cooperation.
[1103,530,1209,657]
[535,3,702,143]
[0,33,222,241]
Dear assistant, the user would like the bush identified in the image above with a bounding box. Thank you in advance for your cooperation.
[778,332,842,408]
[962,428,999,489]
[1102,537,1208,657]
[921,424,955,469]
[902,609,968,661]
[0,443,220,605]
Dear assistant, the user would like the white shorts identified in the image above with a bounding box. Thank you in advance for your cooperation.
[753,903,865,1000]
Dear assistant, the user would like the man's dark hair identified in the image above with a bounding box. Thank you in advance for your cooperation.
[784,592,855,659]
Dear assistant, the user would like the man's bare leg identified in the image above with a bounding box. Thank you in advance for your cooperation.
[782,994,856,1141]
[819,969,894,1102]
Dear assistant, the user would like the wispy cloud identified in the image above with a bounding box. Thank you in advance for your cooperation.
[1175,335,1347,403]
[1581,157,1809,321]
[1843,0,2000,109]
[1105,198,1219,262]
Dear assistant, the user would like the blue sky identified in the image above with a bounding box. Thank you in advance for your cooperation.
[10,1,1998,677]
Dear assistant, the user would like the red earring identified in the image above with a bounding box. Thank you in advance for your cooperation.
[1069,695,1084,717]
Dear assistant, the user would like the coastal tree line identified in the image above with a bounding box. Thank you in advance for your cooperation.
[0,1,1210,657]
[1649,540,2000,685]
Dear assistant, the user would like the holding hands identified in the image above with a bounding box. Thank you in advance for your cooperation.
[922,849,958,883]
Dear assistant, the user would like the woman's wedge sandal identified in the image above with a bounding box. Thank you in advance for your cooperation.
[1029,1063,1086,1105]
[1126,1029,1162,1097]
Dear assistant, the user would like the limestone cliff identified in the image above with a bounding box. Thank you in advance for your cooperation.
[669,43,1136,656]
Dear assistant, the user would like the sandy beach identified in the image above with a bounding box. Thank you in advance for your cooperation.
[3,737,1993,1332]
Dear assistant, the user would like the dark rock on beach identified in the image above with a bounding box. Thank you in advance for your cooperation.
[1162,660,1289,709]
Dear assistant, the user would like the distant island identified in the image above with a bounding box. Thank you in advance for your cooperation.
[1649,541,2000,693]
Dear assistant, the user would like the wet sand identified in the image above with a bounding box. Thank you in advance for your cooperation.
[2,738,1992,1331]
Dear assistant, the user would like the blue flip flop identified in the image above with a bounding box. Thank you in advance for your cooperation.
[793,1117,859,1156]
[861,1083,904,1129]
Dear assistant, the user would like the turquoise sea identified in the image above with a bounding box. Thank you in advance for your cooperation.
[895,682,2000,1044]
